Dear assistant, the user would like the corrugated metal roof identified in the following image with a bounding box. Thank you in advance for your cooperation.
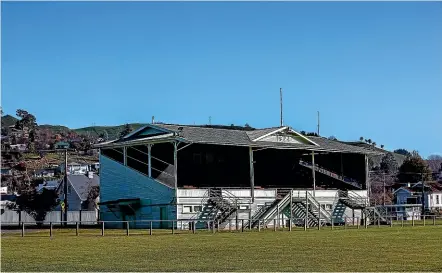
[67,174,100,201]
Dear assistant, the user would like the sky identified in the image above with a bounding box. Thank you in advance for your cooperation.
[1,2,441,157]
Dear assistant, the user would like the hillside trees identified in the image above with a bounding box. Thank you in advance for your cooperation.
[397,151,432,183]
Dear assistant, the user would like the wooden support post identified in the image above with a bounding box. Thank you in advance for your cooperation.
[305,191,309,230]
[150,221,153,235]
[357,217,360,229]
[172,221,175,234]
[21,223,25,237]
[273,219,277,231]
[76,222,79,236]
[212,221,216,234]
[50,222,53,238]
[401,217,404,227]
[147,144,152,177]
[331,218,334,230]
[249,218,252,230]
[126,221,129,236]
[281,213,285,230]
[101,221,105,236]
[364,210,368,229]
[249,147,255,203]
[241,220,244,232]
[390,217,393,228]
[193,221,196,234]
[423,216,426,226]
[318,205,321,230]
[312,152,316,196]
[173,142,178,192]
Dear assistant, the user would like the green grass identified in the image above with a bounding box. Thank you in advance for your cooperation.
[2,226,442,272]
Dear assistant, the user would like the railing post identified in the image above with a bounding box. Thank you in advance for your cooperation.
[50,222,53,238]
[412,212,415,226]
[193,221,196,234]
[423,215,426,226]
[150,221,153,235]
[76,221,79,236]
[344,217,347,229]
[433,216,436,226]
[258,221,261,232]
[212,221,216,234]
[331,217,334,230]
[101,221,105,236]
[289,219,292,231]
[249,219,252,230]
[21,223,25,237]
[217,220,220,232]
[126,221,129,236]
[401,217,404,227]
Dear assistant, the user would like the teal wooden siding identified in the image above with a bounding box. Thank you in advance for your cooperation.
[99,154,176,228]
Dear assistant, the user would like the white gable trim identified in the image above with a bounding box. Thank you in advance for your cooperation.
[252,127,288,142]
[287,128,319,146]
[393,187,413,195]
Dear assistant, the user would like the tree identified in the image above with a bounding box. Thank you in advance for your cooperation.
[8,188,59,225]
[397,152,432,183]
[367,139,372,144]
[359,136,364,141]
[244,123,252,128]
[15,109,37,130]
[394,149,411,157]
[119,124,132,139]
[84,185,100,210]
[328,136,337,140]
[380,144,384,149]
[380,153,399,174]
[372,142,376,146]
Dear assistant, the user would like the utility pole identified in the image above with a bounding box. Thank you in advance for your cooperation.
[383,173,386,206]
[317,111,320,136]
[64,149,68,227]
[421,173,425,218]
[280,88,283,127]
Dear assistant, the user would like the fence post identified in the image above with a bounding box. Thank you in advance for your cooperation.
[101,221,105,236]
[344,217,347,229]
[212,221,216,234]
[289,219,292,231]
[258,221,261,232]
[401,217,404,227]
[331,217,334,230]
[412,212,415,226]
[150,221,153,235]
[217,220,220,233]
[229,219,232,232]
[423,215,426,226]
[433,216,436,226]
[273,219,276,232]
[126,221,129,236]
[364,210,368,229]
[21,223,25,237]
[172,221,175,234]
[241,220,244,232]
[193,221,196,234]
[378,217,380,228]
[249,218,252,230]
[50,222,53,238]
[76,222,79,236]
[389,217,393,228]
[357,217,360,229]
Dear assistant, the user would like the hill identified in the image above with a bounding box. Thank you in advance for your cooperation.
[1,115,18,127]
[73,123,146,139]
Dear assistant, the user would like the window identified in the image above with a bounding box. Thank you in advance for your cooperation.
[183,206,192,213]
[239,205,249,210]
[326,204,333,210]
[436,195,440,205]
[193,206,202,212]
[320,204,326,210]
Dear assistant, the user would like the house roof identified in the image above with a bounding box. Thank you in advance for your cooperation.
[67,174,100,201]
[95,123,383,155]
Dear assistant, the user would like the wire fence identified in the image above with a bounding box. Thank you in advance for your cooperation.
[2,215,442,238]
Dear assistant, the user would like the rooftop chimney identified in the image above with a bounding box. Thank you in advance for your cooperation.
[152,116,155,124]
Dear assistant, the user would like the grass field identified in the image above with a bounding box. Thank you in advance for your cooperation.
[2,226,442,272]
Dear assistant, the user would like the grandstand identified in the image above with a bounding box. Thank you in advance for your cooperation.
[95,123,386,229]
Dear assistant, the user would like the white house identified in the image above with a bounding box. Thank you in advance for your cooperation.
[393,182,442,218]
[59,172,100,211]
[59,162,90,175]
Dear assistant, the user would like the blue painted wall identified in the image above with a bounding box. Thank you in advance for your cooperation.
[100,154,176,228]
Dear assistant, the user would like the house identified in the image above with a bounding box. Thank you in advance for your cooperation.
[36,180,61,192]
[33,168,56,178]
[95,123,385,229]
[393,182,442,218]
[10,144,27,152]
[54,141,70,150]
[60,172,100,211]
[59,162,90,175]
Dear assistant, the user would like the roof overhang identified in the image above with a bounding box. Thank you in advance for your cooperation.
[94,133,189,149]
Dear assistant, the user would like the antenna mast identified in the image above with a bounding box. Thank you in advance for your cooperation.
[317,111,320,136]
[280,88,283,127]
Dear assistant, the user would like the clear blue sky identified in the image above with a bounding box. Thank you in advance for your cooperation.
[2,2,441,157]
